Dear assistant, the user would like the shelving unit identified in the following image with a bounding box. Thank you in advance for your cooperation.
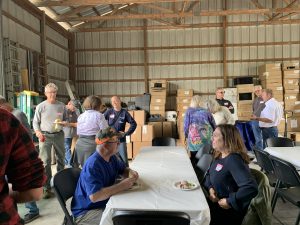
[32,51,47,95]
[3,38,21,105]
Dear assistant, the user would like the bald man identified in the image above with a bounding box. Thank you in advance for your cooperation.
[104,96,137,166]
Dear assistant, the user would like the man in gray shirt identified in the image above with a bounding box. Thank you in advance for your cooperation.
[250,85,265,150]
[33,83,66,199]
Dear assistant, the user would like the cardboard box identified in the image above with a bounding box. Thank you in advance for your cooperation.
[127,143,133,159]
[133,141,152,158]
[258,63,281,74]
[176,96,192,104]
[163,121,175,137]
[151,96,166,105]
[148,122,163,137]
[283,70,300,79]
[128,110,134,118]
[150,105,165,111]
[176,103,190,112]
[142,125,154,142]
[282,62,300,70]
[131,125,142,142]
[287,114,300,132]
[150,80,167,90]
[134,110,146,125]
[283,79,299,86]
[150,89,167,97]
[237,104,252,111]
[177,89,193,97]
[236,84,254,93]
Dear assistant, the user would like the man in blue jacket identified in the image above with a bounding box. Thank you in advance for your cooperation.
[104,96,137,166]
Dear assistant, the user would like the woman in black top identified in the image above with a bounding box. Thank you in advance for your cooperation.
[204,124,258,225]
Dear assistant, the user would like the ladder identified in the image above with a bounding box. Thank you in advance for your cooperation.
[3,38,22,105]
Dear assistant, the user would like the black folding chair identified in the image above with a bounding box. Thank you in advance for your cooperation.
[269,155,300,225]
[112,210,190,225]
[152,137,176,146]
[195,153,213,183]
[266,137,294,147]
[195,143,212,160]
[51,168,81,225]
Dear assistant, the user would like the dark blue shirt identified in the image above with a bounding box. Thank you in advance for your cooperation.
[104,108,137,143]
[204,153,258,213]
[71,152,126,218]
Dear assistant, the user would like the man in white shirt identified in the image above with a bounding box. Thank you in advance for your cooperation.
[251,89,283,149]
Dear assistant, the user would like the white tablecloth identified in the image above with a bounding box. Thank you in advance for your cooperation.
[265,146,300,168]
[99,146,210,225]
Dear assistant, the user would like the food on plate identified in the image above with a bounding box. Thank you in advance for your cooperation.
[176,180,196,190]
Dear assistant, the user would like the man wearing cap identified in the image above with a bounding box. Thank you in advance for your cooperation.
[215,87,234,114]
[71,127,139,225]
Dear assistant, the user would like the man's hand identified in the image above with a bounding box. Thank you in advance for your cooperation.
[250,114,257,120]
[218,198,231,209]
[209,188,219,202]
[119,177,137,190]
[129,169,139,179]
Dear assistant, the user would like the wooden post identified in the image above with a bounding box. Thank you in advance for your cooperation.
[69,33,76,83]
[222,0,228,87]
[41,11,48,84]
[143,19,149,93]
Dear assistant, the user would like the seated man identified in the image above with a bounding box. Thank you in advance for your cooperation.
[71,127,139,225]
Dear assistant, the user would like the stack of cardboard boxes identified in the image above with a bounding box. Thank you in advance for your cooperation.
[176,89,193,145]
[126,110,153,159]
[282,62,300,135]
[150,80,167,118]
[259,63,284,102]
[236,84,254,121]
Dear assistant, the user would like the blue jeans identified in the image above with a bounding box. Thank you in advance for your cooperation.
[250,120,263,150]
[262,127,278,149]
[64,138,72,166]
[25,201,39,214]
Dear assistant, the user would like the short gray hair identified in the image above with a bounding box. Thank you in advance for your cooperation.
[262,88,273,97]
[45,83,58,92]
[206,99,221,113]
[190,95,202,108]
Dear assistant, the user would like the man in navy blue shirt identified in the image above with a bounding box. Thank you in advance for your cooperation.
[71,127,139,225]
[104,96,137,166]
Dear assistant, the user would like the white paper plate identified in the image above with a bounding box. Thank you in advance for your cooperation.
[173,181,198,191]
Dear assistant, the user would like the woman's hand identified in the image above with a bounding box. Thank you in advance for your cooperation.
[129,169,139,180]
[209,188,219,202]
[218,198,231,209]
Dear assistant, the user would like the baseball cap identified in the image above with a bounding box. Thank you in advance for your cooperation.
[95,127,122,145]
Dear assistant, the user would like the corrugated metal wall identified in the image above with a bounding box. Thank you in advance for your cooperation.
[74,0,300,109]
[1,0,70,102]
[46,25,69,100]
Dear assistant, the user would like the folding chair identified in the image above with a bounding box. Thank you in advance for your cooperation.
[269,155,300,225]
[266,137,294,147]
[152,137,176,146]
[112,210,190,225]
[51,168,81,225]
[195,153,213,183]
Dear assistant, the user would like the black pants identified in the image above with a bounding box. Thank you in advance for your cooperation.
[208,200,245,225]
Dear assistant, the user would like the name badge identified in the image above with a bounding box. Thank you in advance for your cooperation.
[224,102,228,105]
[260,101,264,103]
[110,114,115,119]
[215,163,223,172]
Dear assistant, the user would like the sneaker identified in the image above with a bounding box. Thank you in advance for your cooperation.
[23,213,39,224]
[42,189,54,199]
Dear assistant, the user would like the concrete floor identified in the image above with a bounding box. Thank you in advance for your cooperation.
[17,163,299,225]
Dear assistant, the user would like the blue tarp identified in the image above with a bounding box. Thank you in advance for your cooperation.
[235,121,255,151]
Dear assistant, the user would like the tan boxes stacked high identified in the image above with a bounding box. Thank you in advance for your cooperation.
[282,62,300,134]
[150,80,167,118]
[282,62,300,112]
[259,63,283,102]
[236,84,254,121]
[176,89,193,143]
